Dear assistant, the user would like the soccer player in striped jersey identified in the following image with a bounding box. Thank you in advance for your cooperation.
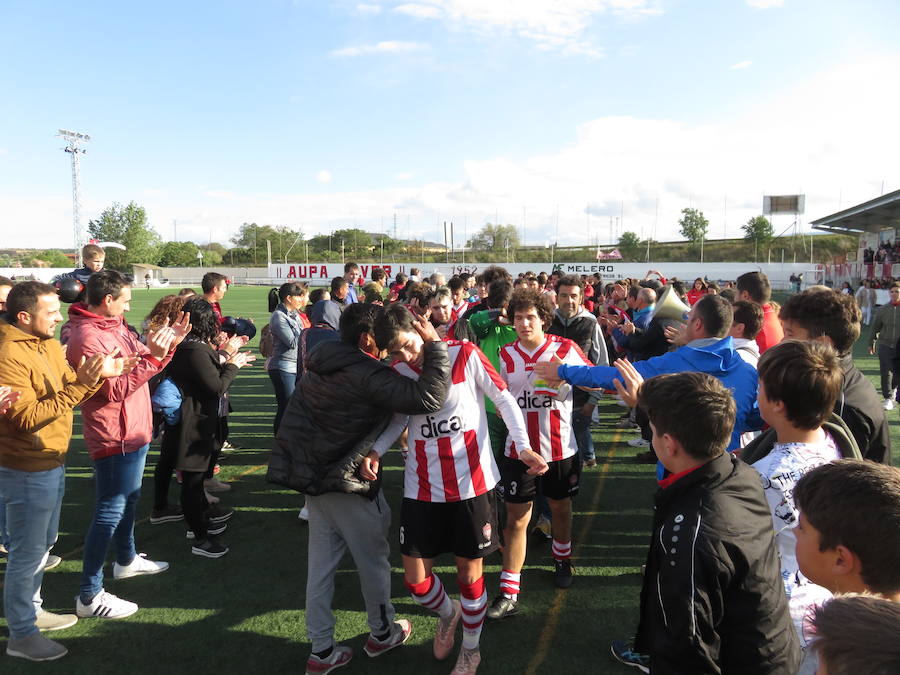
[369,304,547,675]
[488,289,592,620]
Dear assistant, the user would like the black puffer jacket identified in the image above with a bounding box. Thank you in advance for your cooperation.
[840,354,890,464]
[267,339,449,498]
[634,452,801,675]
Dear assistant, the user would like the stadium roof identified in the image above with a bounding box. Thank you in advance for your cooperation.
[810,189,900,235]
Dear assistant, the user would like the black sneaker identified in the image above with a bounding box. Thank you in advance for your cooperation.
[150,505,184,525]
[610,640,650,673]
[191,536,229,558]
[485,595,519,621]
[554,560,574,588]
[635,450,658,464]
[206,505,234,524]
[186,523,228,539]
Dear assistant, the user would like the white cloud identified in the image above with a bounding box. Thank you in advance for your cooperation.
[386,0,662,57]
[393,3,441,19]
[746,0,784,8]
[316,170,332,183]
[203,190,236,199]
[356,3,383,14]
[4,57,900,251]
[731,60,753,69]
[330,41,429,57]
[396,172,414,181]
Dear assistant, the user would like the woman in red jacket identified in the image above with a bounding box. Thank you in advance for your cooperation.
[687,278,708,306]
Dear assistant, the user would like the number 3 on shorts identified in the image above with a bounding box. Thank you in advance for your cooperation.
[509,481,517,496]
[399,526,405,545]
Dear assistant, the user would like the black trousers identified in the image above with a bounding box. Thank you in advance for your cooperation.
[180,470,210,539]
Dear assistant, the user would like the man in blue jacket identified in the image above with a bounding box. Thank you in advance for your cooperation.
[535,294,758,455]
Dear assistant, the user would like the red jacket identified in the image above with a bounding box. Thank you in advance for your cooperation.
[687,288,707,306]
[64,303,170,460]
[755,303,784,354]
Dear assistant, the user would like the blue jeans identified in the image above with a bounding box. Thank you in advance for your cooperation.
[0,502,9,549]
[268,368,296,434]
[0,465,65,638]
[79,444,148,603]
[572,408,595,462]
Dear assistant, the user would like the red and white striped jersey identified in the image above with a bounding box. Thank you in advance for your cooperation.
[375,340,530,503]
[499,335,591,463]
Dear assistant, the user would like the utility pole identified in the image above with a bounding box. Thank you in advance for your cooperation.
[58,129,90,266]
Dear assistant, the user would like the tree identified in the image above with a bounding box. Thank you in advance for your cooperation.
[742,215,774,245]
[158,241,200,267]
[466,223,520,251]
[332,229,373,259]
[618,231,642,258]
[87,201,162,270]
[678,208,709,243]
[37,250,73,267]
[231,222,303,264]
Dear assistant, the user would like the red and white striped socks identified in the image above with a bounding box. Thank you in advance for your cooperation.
[406,574,454,619]
[552,539,571,562]
[458,577,487,650]
[499,569,520,600]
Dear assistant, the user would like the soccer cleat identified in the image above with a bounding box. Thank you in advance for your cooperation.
[149,505,184,524]
[610,640,650,673]
[554,560,575,588]
[113,553,169,580]
[363,619,412,657]
[191,536,229,558]
[451,646,481,674]
[186,523,228,539]
[305,645,353,674]
[76,590,138,619]
[434,599,462,660]
[35,611,78,632]
[485,595,519,621]
[6,633,68,661]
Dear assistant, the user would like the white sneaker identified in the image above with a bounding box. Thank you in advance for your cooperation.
[883,397,895,411]
[75,590,138,619]
[113,553,169,580]
[298,505,310,521]
[627,438,650,448]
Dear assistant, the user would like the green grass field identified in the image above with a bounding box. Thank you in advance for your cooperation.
[1,286,897,674]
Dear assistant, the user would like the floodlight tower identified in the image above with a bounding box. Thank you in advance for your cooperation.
[58,129,91,266]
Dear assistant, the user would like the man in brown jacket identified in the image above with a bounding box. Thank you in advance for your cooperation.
[0,281,135,662]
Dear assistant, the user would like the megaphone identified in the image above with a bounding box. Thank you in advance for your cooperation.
[651,286,691,323]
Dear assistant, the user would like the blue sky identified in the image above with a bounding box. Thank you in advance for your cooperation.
[2,0,899,250]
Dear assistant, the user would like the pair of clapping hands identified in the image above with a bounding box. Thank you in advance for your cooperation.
[78,312,195,387]
[217,333,256,368]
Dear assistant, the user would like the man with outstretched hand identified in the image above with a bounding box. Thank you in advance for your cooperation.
[0,281,136,662]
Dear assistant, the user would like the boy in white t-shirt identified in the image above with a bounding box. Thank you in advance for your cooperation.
[751,339,843,673]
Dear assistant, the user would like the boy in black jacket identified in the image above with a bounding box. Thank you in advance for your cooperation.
[611,368,800,674]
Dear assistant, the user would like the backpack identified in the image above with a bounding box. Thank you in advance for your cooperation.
[150,377,183,426]
[259,324,274,359]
